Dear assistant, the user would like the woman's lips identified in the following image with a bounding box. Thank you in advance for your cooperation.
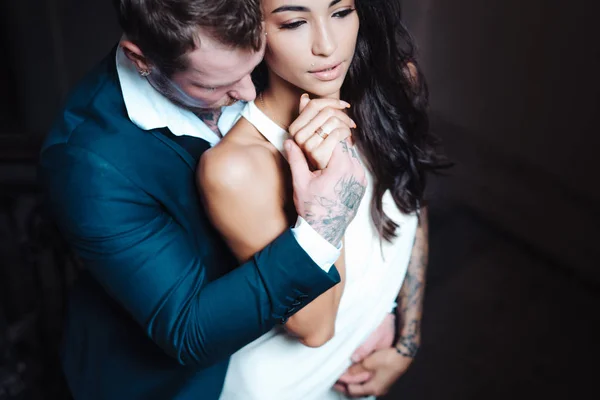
[309,63,343,81]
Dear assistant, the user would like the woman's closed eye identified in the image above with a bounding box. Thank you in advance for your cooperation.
[333,7,356,19]
[280,20,306,30]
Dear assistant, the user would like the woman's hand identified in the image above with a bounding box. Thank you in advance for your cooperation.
[289,94,357,170]
[335,348,414,398]
[333,314,396,394]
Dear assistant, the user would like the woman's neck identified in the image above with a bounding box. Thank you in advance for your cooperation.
[259,72,340,129]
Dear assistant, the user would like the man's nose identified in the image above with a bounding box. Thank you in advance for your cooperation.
[228,74,256,102]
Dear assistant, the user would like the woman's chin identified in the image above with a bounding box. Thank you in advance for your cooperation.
[304,84,344,99]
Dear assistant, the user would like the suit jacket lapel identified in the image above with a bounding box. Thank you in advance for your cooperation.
[167,133,213,165]
[149,128,211,171]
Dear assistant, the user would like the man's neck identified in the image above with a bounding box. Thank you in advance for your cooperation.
[194,108,223,137]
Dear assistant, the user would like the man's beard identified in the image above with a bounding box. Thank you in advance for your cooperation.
[147,70,237,112]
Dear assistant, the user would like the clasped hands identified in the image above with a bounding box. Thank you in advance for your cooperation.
[334,314,416,398]
[285,93,358,170]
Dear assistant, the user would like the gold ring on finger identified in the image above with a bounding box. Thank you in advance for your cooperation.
[315,127,329,139]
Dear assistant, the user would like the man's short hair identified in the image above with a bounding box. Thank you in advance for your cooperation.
[113,0,263,76]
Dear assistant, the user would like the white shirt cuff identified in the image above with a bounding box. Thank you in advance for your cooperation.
[291,217,341,273]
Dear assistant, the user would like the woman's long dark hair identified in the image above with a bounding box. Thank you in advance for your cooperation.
[341,0,446,241]
[254,0,447,241]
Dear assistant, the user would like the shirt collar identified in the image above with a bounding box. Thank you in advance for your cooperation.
[115,46,245,146]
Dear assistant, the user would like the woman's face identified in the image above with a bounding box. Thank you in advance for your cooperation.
[262,0,359,98]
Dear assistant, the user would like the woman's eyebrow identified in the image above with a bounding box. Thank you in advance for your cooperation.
[272,0,342,14]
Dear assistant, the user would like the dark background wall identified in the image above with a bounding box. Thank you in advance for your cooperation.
[0,0,120,136]
[0,0,598,399]
[0,3,121,397]
[403,0,599,282]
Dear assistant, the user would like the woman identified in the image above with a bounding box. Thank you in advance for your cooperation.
[199,0,443,398]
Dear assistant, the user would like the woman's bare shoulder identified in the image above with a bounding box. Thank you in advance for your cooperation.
[198,118,282,199]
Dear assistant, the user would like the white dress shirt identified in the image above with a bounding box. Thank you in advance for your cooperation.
[115,47,339,272]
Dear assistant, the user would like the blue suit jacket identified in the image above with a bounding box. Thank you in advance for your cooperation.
[39,49,340,399]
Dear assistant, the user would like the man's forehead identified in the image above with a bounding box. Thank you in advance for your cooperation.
[190,45,250,73]
[186,41,261,85]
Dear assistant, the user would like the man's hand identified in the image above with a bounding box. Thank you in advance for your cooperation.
[285,93,365,247]
[337,348,414,398]
[333,313,396,393]
[285,138,366,247]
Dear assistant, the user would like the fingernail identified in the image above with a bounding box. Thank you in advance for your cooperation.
[340,101,351,108]
[285,140,292,151]
[351,354,361,363]
[301,93,309,99]
[351,120,357,128]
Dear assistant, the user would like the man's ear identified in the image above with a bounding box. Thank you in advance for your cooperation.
[120,40,151,73]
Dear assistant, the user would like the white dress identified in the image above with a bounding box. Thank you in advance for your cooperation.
[219,101,418,400]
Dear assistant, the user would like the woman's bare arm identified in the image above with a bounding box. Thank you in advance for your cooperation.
[198,140,345,347]
[395,207,428,357]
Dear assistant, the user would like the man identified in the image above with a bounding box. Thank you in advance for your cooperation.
[40,0,364,399]
[41,0,427,398]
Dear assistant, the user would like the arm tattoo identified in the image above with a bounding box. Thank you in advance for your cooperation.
[395,209,429,358]
[303,175,366,246]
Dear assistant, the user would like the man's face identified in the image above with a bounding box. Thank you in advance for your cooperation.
[153,32,266,110]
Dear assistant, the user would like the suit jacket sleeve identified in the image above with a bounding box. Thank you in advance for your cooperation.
[40,142,340,367]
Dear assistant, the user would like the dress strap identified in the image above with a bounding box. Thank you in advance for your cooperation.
[241,101,291,160]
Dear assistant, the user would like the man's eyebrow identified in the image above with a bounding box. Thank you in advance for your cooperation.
[195,66,256,89]
[199,80,235,89]
[272,0,342,14]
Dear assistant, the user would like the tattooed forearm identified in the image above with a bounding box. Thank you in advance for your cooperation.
[303,174,366,246]
[395,207,429,358]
